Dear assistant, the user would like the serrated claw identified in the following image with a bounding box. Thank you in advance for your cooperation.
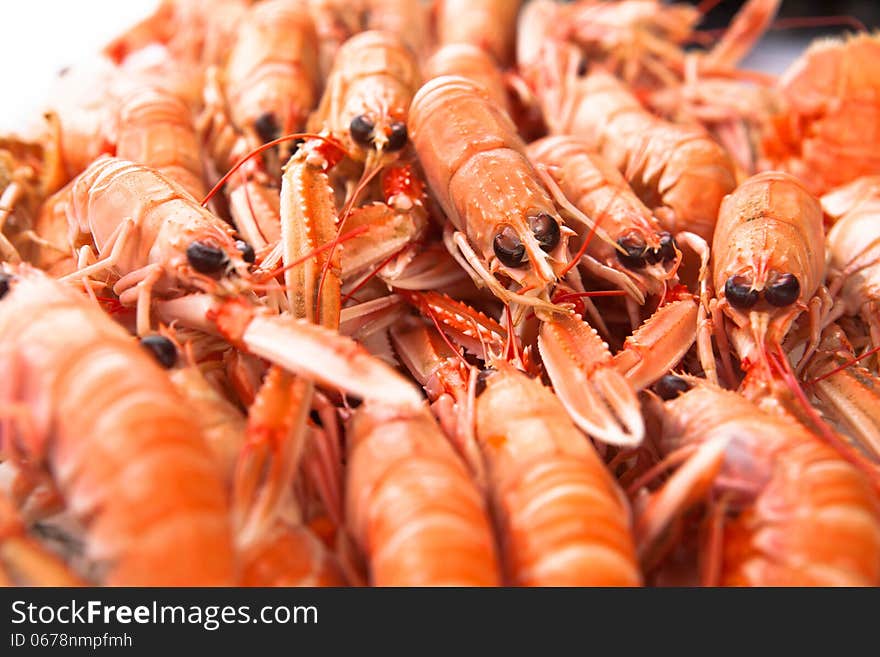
[613,297,698,391]
[158,295,424,410]
[539,315,644,446]
[803,324,880,461]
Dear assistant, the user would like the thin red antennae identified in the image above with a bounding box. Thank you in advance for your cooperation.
[556,165,631,278]
[201,132,345,207]
[807,344,880,385]
[625,444,700,497]
[561,220,600,277]
[421,303,472,371]
[769,346,880,491]
[254,225,369,284]
[240,167,261,237]
[502,302,524,365]
[315,158,385,323]
[553,290,629,303]
[340,248,404,304]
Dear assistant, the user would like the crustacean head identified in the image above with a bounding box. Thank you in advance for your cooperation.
[712,172,824,371]
[311,31,419,163]
[153,203,256,298]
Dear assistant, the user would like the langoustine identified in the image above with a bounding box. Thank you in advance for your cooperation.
[0,264,236,585]
[638,379,880,586]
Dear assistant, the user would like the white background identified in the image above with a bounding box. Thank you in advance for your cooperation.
[1,0,158,133]
[0,0,814,135]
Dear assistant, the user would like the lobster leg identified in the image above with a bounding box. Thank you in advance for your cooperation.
[58,217,135,283]
[234,368,312,546]
[794,287,835,375]
[697,297,738,387]
[390,320,487,485]
[135,266,164,336]
[634,436,730,563]
[300,395,345,527]
[699,493,731,587]
[230,368,347,587]
[702,0,782,70]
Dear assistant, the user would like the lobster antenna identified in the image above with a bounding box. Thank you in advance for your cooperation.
[340,247,405,304]
[537,165,624,255]
[558,171,629,277]
[201,132,345,206]
[253,225,369,284]
[315,148,387,324]
[807,344,880,385]
[769,346,880,492]
[553,289,630,303]
[338,165,424,304]
[423,303,473,372]
[770,15,867,33]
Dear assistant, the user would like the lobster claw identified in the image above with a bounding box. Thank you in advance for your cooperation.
[156,294,424,411]
[612,296,699,391]
[803,324,880,461]
[539,314,644,447]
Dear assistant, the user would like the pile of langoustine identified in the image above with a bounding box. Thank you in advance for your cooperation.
[1,0,880,587]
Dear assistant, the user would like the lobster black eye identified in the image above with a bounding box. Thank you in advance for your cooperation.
[764,273,800,307]
[0,272,11,299]
[187,241,229,274]
[140,335,177,369]
[350,115,375,148]
[493,226,527,267]
[616,234,647,269]
[724,275,758,309]
[235,239,256,264]
[386,122,408,152]
[654,374,692,400]
[658,232,677,262]
[254,112,279,143]
[475,368,496,397]
[529,213,560,252]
